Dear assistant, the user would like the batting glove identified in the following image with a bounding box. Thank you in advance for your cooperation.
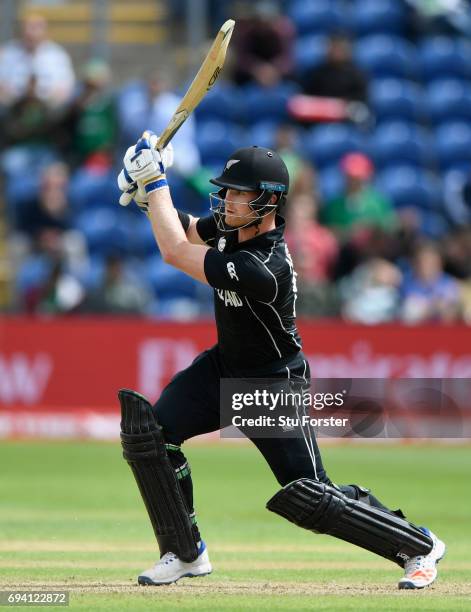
[117,165,150,212]
[117,151,140,207]
[117,131,174,208]
[125,130,173,190]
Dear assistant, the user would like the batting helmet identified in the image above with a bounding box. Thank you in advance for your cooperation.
[209,146,289,230]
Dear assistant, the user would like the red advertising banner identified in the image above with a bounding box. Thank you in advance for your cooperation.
[1,317,470,438]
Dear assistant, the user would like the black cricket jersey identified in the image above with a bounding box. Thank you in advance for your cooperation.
[196,214,302,373]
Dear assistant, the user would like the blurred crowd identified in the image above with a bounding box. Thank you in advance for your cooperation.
[2,3,471,324]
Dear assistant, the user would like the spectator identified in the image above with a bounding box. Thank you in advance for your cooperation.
[460,279,471,324]
[405,0,471,37]
[59,59,117,168]
[1,76,53,148]
[285,194,338,283]
[118,71,200,177]
[0,75,58,183]
[321,153,397,240]
[443,227,471,280]
[443,169,471,229]
[400,242,461,323]
[285,193,340,316]
[275,124,317,198]
[16,162,71,238]
[0,12,75,108]
[23,257,85,315]
[300,34,368,103]
[340,258,402,324]
[82,255,151,315]
[231,1,295,87]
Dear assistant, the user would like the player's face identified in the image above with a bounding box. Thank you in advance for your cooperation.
[224,189,260,227]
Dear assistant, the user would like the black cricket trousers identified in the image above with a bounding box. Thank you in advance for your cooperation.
[152,345,330,486]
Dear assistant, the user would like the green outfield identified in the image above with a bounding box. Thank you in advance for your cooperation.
[0,440,470,611]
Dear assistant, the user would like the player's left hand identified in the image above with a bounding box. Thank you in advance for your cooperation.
[117,166,150,212]
[124,131,174,183]
[117,155,139,206]
[118,131,173,206]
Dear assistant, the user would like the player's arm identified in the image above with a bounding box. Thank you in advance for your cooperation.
[118,132,212,283]
[145,186,274,297]
[118,133,275,296]
[186,215,217,246]
[118,136,275,296]
[117,142,216,248]
[146,186,210,283]
[186,216,202,244]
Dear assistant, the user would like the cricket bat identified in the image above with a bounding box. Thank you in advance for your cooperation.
[154,18,235,150]
[121,19,235,205]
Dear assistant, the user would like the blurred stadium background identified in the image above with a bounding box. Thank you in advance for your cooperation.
[1,0,471,435]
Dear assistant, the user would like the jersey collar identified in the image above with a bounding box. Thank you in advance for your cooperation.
[232,214,285,251]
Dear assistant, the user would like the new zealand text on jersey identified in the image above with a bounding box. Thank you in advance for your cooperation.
[216,288,243,307]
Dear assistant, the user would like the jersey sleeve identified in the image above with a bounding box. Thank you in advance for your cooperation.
[204,249,277,303]
[196,215,217,246]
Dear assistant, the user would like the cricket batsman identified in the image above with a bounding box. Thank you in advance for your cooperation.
[116,132,445,589]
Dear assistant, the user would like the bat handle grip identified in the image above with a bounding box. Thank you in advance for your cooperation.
[140,129,168,151]
[140,129,167,151]
[155,134,168,151]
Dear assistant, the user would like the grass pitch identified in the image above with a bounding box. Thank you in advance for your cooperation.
[0,440,470,611]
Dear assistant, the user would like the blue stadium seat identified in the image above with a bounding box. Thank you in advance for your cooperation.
[369,79,424,123]
[75,207,130,256]
[149,298,200,319]
[287,0,345,36]
[303,124,365,169]
[419,37,471,82]
[355,36,418,79]
[420,211,450,239]
[68,169,121,214]
[16,255,53,293]
[194,83,243,123]
[117,80,149,143]
[376,165,439,209]
[126,212,159,257]
[145,255,198,300]
[195,120,244,167]
[435,122,471,172]
[242,82,300,125]
[351,0,406,36]
[248,121,281,149]
[425,80,471,125]
[5,173,40,225]
[78,255,106,290]
[318,165,345,201]
[294,35,328,77]
[369,122,433,170]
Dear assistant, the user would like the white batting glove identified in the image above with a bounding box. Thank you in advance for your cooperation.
[117,132,174,207]
[124,131,173,188]
[133,183,151,214]
[117,148,139,206]
[117,168,150,212]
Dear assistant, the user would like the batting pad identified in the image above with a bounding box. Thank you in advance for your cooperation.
[119,389,199,562]
[267,479,433,567]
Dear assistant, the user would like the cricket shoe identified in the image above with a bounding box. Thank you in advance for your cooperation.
[138,541,212,585]
[398,528,446,590]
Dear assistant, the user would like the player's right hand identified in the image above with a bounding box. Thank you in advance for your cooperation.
[117,148,149,212]
[124,132,174,185]
[117,147,138,206]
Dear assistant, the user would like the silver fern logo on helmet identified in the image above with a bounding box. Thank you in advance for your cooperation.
[225,159,240,170]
